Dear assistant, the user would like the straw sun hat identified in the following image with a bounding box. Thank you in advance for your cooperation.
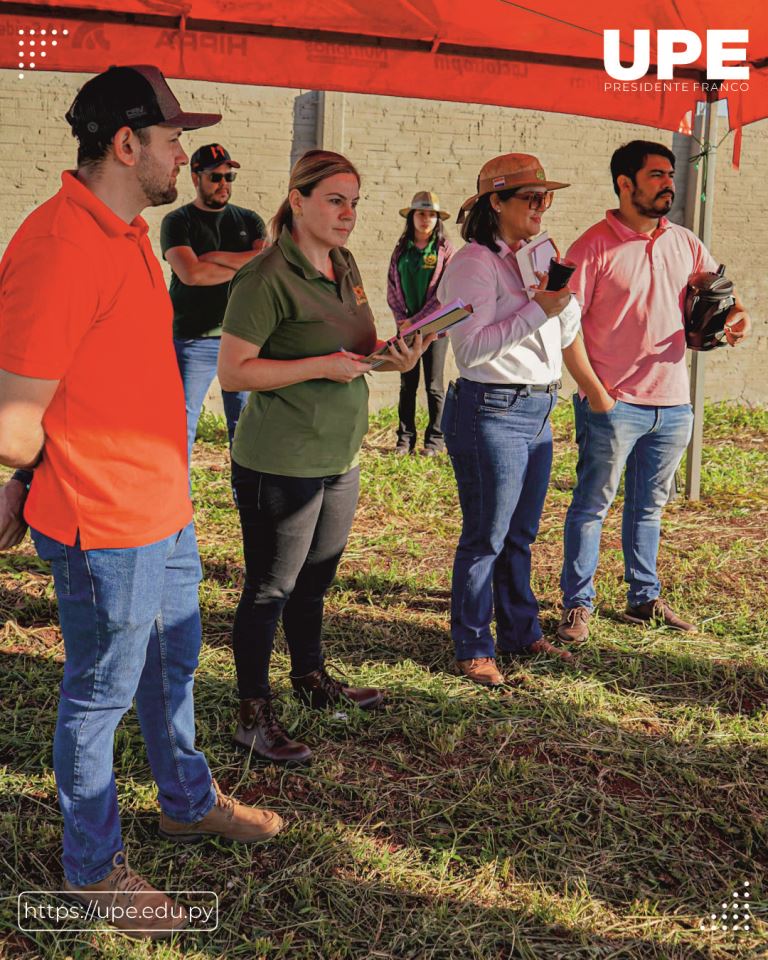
[457,154,569,223]
[399,190,450,220]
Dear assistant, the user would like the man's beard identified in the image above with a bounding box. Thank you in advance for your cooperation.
[631,187,674,218]
[201,194,228,210]
[201,188,229,210]
[145,182,178,206]
[137,154,178,207]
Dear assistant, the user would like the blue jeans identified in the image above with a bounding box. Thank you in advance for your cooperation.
[560,397,694,611]
[30,523,215,886]
[174,337,248,462]
[442,379,556,659]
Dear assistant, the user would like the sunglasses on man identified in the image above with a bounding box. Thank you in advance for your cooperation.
[512,191,554,211]
[203,171,237,183]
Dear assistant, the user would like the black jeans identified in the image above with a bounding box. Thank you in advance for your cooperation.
[397,337,449,450]
[231,461,360,700]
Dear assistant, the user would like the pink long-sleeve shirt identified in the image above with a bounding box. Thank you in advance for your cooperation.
[437,238,581,384]
[567,210,718,405]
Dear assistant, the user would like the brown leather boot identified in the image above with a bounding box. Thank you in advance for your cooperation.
[525,638,574,662]
[623,599,696,632]
[63,851,187,940]
[233,697,312,765]
[291,666,383,710]
[456,657,506,687]
[556,606,591,643]
[159,780,283,844]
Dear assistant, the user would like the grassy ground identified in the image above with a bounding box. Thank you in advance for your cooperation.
[0,401,766,959]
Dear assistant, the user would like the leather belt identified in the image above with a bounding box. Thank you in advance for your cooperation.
[460,378,561,394]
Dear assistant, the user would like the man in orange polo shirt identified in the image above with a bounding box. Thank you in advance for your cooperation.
[0,66,282,939]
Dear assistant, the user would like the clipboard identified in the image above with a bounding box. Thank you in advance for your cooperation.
[364,300,473,370]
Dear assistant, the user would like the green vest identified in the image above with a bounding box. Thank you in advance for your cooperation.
[397,236,438,316]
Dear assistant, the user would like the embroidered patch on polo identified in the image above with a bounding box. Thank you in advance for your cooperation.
[352,284,368,306]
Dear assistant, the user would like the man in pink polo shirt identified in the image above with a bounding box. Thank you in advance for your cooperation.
[557,140,751,642]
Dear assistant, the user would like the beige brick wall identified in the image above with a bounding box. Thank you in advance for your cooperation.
[1,69,765,411]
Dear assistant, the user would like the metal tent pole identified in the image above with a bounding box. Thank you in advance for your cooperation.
[684,97,719,500]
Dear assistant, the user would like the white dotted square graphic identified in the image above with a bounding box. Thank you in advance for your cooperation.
[700,881,755,935]
[17,25,68,78]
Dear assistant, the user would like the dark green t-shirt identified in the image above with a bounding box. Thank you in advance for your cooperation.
[397,236,437,316]
[223,227,378,478]
[160,202,266,338]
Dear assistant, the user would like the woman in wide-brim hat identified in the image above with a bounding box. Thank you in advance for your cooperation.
[387,191,455,456]
[438,153,580,686]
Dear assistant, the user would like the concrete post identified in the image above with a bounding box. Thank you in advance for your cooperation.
[685,100,719,500]
[317,91,346,152]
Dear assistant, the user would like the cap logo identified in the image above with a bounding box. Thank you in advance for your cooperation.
[126,106,147,119]
[536,169,545,180]
[210,144,226,158]
[493,176,506,188]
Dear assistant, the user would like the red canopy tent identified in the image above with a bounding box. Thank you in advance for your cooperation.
[1,1,765,496]
[1,1,766,141]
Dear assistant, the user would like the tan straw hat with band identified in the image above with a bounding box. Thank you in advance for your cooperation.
[399,190,450,220]
[457,154,569,223]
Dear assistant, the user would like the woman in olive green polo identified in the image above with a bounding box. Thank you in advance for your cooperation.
[218,150,432,765]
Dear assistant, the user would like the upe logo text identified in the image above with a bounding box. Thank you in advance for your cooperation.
[603,30,749,80]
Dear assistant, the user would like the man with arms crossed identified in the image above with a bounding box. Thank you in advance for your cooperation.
[161,143,266,460]
[558,140,751,643]
[0,66,281,939]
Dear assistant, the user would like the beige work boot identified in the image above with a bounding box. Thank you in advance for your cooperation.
[457,657,506,687]
[63,851,187,940]
[159,780,283,844]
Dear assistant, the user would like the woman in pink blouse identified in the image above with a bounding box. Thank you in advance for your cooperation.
[437,154,580,688]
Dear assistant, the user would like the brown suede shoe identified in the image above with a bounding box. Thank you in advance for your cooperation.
[556,606,591,643]
[63,851,187,940]
[158,780,283,845]
[457,657,506,687]
[623,599,696,632]
[291,667,383,710]
[233,697,312,766]
[525,638,574,662]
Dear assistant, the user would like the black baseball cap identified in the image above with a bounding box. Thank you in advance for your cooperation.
[191,144,240,173]
[65,65,221,141]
